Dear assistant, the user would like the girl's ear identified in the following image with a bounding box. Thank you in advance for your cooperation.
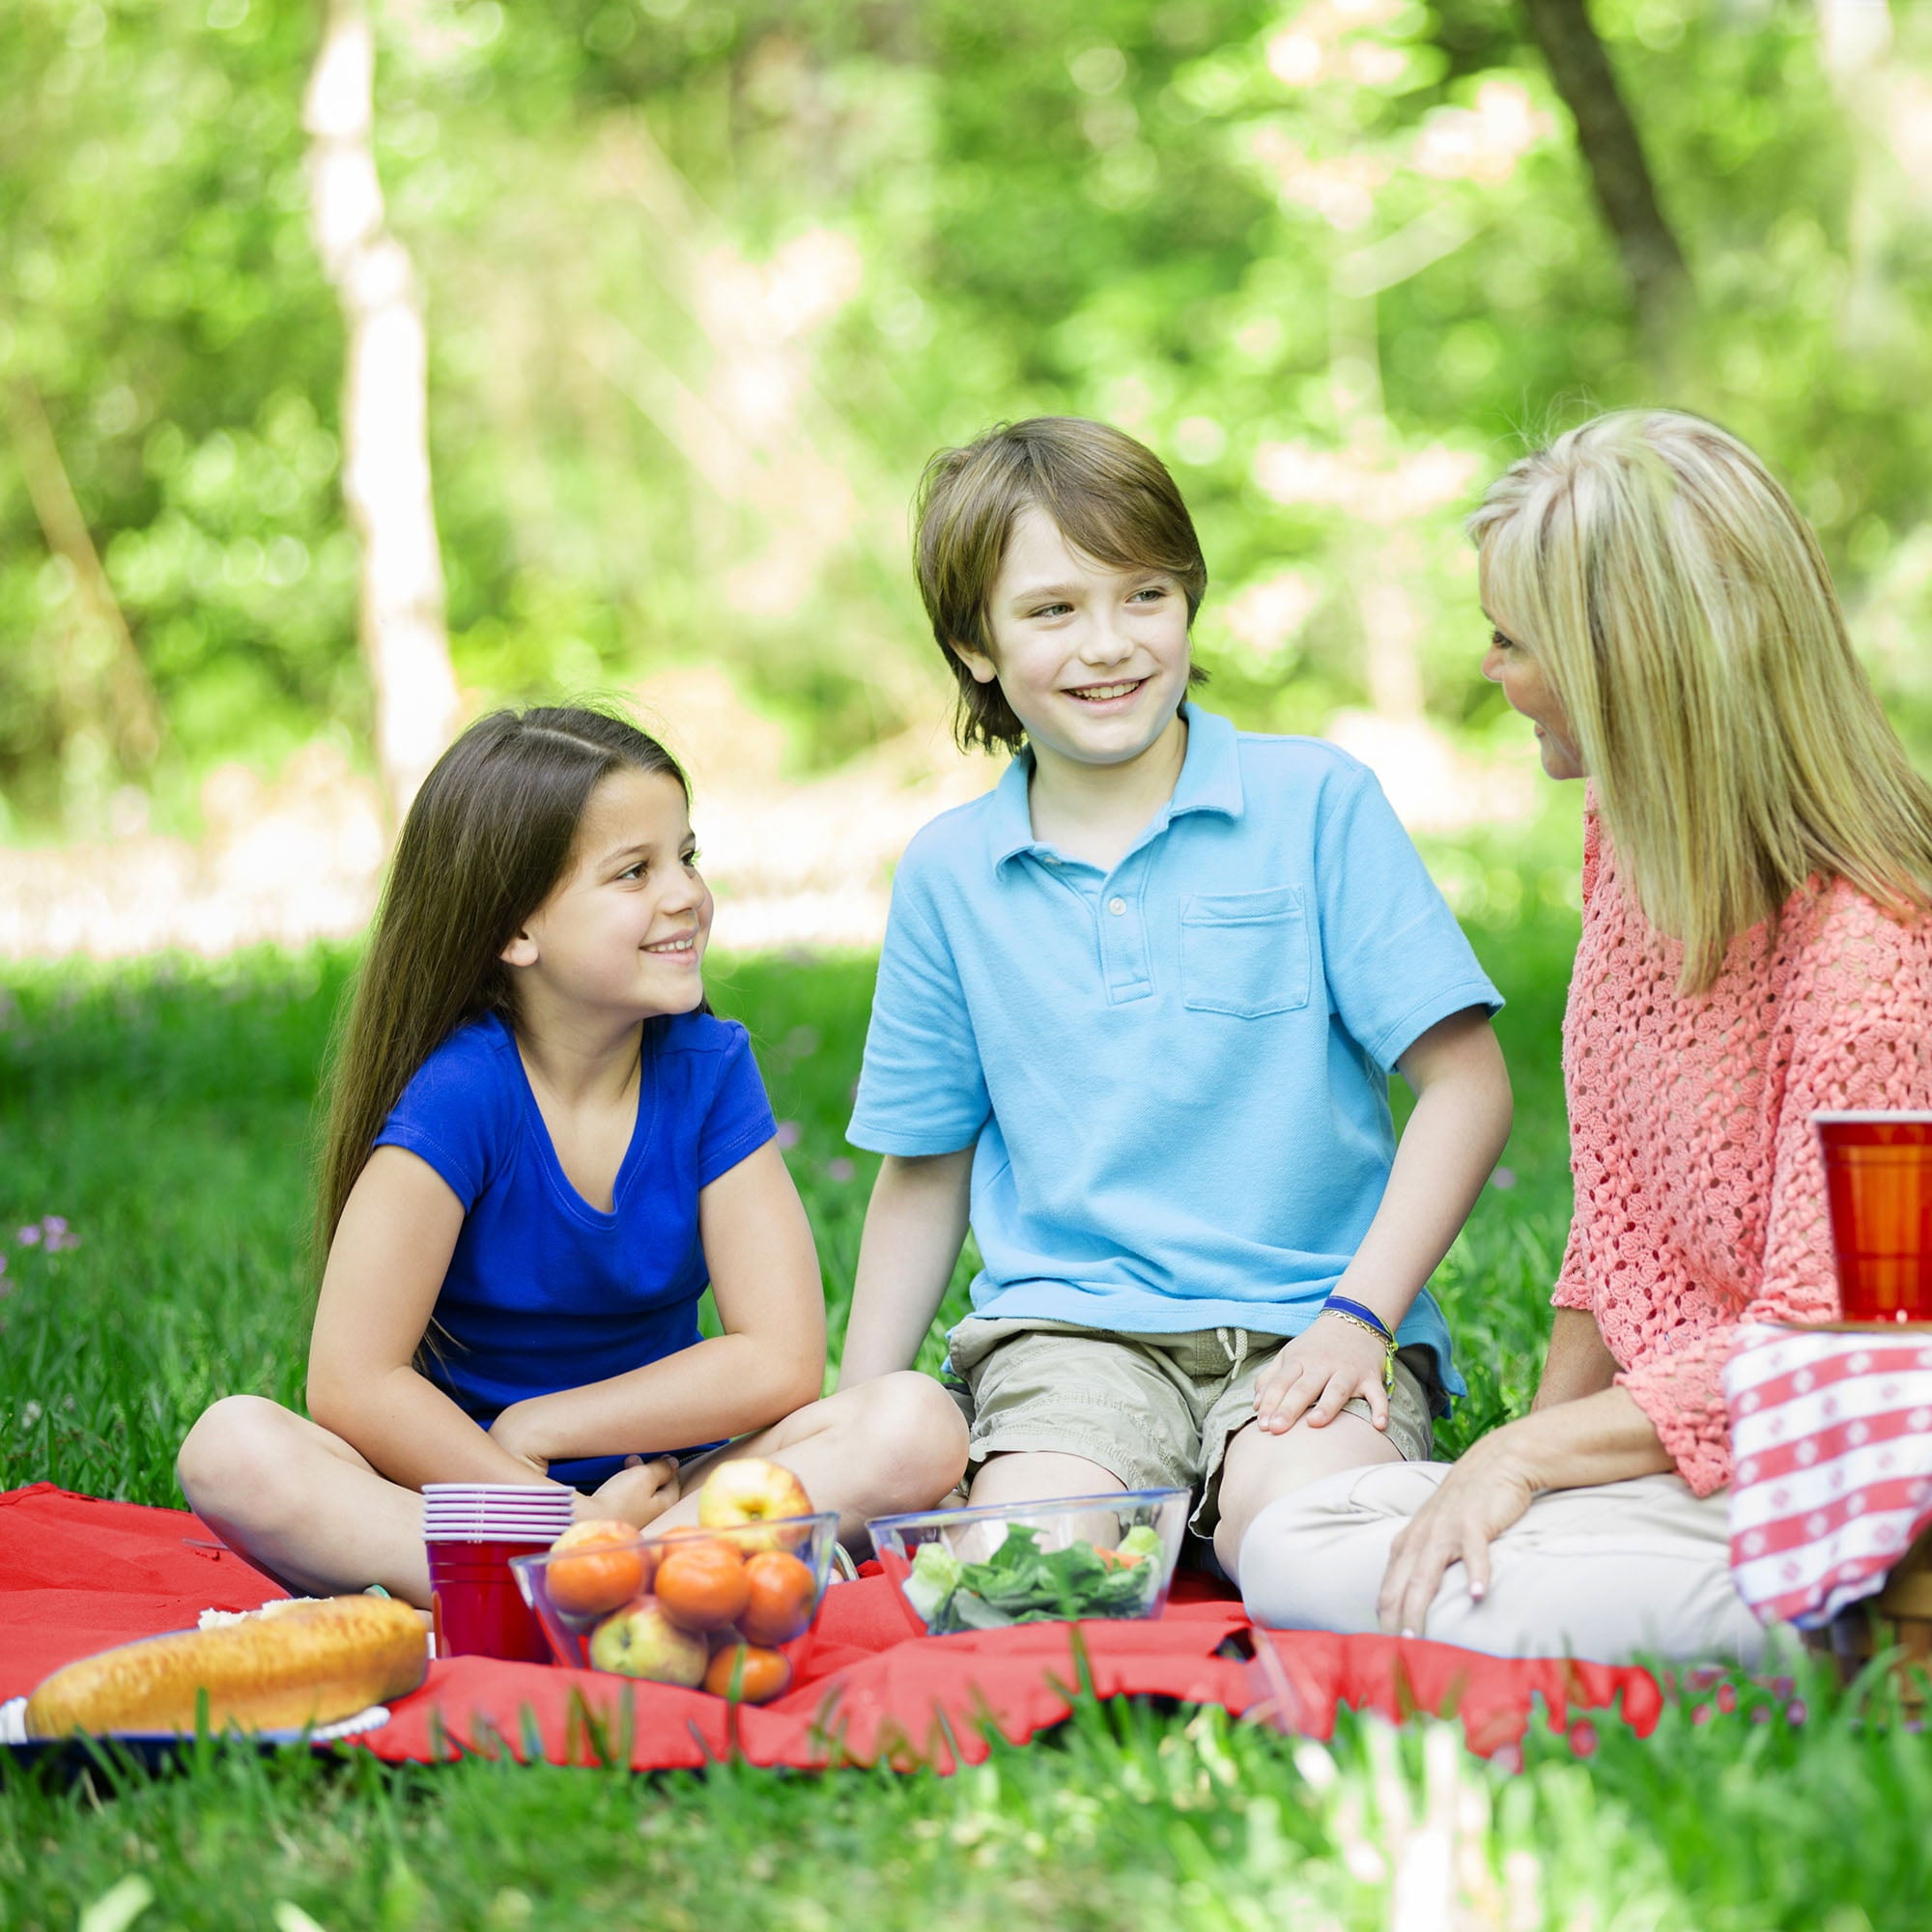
[499,928,540,969]
[946,638,1001,687]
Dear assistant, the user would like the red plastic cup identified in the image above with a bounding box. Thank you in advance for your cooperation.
[1814,1113,1932,1323]
[428,1538,554,1662]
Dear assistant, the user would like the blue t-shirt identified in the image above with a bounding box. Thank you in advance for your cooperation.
[846,705,1502,1404]
[375,1009,777,1485]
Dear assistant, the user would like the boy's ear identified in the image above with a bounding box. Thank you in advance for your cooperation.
[499,928,539,969]
[946,637,1001,687]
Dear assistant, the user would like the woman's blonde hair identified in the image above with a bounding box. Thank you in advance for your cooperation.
[1471,408,1932,992]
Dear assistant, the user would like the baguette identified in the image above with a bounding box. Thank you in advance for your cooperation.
[24,1596,428,1738]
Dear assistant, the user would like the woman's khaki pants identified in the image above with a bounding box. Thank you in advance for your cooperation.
[1239,1462,1771,1665]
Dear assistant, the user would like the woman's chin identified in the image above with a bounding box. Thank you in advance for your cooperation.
[1535,736,1585,781]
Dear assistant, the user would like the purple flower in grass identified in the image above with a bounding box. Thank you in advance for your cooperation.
[826,1157,856,1184]
[775,1121,803,1151]
[15,1217,78,1253]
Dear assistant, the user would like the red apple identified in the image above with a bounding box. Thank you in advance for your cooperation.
[586,1595,706,1687]
[696,1458,814,1553]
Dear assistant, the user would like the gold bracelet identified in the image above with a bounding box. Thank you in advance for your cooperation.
[1317,1307,1397,1393]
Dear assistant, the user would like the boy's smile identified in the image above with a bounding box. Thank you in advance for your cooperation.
[957,505,1192,778]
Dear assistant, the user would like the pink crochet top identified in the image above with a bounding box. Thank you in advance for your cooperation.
[1554,807,1932,1495]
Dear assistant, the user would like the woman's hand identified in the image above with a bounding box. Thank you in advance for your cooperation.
[1376,1389,1676,1636]
[580,1455,682,1529]
[1377,1440,1536,1636]
[1253,1315,1391,1435]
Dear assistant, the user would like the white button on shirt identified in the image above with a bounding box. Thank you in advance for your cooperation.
[1108,897,1127,916]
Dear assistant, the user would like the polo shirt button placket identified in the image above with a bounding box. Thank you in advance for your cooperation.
[1099,874,1151,1003]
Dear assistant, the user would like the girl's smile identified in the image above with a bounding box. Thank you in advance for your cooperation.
[503,767,714,1017]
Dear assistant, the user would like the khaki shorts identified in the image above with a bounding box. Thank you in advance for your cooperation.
[945,1318,1437,1537]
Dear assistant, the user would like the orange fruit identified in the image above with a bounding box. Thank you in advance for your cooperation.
[654,1538,751,1633]
[736,1550,817,1647]
[702,1642,792,1704]
[546,1520,648,1617]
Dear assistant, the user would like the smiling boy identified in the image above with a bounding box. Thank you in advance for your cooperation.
[837,417,1512,1582]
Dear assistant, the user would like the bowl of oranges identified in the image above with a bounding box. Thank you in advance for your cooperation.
[510,1461,838,1705]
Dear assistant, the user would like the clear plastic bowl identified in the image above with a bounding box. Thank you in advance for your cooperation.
[867,1488,1190,1637]
[509,1512,840,1686]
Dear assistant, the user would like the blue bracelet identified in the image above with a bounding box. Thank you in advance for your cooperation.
[1321,1294,1394,1345]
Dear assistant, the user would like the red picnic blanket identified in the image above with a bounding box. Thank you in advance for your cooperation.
[0,1485,1662,1766]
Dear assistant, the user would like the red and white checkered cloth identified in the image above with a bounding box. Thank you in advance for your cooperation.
[1724,1322,1932,1629]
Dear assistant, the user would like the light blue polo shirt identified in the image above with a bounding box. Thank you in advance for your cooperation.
[845,705,1501,1404]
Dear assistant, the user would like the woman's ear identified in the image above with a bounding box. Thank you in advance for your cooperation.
[499,928,539,969]
[946,638,1001,687]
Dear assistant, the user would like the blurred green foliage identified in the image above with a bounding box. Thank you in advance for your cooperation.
[5,0,1932,835]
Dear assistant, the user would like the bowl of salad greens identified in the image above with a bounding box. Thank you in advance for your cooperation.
[867,1489,1190,1637]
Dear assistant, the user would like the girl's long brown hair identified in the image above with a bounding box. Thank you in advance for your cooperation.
[313,705,691,1269]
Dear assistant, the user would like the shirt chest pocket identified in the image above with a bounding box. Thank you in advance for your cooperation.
[1179,887,1312,1018]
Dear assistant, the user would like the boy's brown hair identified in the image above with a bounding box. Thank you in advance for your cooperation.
[913,416,1209,753]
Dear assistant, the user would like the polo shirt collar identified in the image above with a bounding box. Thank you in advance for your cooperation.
[986,703,1246,870]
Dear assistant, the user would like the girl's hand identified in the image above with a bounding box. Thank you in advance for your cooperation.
[1252,1315,1392,1435]
[1377,1443,1536,1637]
[581,1454,682,1530]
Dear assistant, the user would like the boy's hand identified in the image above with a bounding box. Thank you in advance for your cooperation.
[580,1454,682,1529]
[1251,1316,1391,1435]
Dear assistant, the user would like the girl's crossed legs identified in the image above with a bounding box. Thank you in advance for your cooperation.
[177,1371,967,1606]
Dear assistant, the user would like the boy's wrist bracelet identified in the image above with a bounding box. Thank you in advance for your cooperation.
[1322,1294,1394,1344]
[1317,1298,1398,1393]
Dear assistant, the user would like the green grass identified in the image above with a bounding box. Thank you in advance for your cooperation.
[4,898,1930,1929]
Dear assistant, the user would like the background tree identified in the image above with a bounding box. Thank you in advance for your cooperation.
[3,0,1932,841]
[304,0,457,819]
[1520,0,1690,364]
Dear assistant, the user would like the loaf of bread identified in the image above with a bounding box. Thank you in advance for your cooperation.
[24,1595,429,1737]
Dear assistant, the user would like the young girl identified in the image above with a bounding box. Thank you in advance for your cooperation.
[179,706,966,1604]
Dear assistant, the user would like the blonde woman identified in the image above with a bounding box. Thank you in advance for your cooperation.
[1240,410,1932,1662]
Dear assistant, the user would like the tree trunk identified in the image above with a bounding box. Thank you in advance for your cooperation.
[1815,0,1904,352]
[6,377,164,772]
[1520,0,1691,361]
[302,0,458,821]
